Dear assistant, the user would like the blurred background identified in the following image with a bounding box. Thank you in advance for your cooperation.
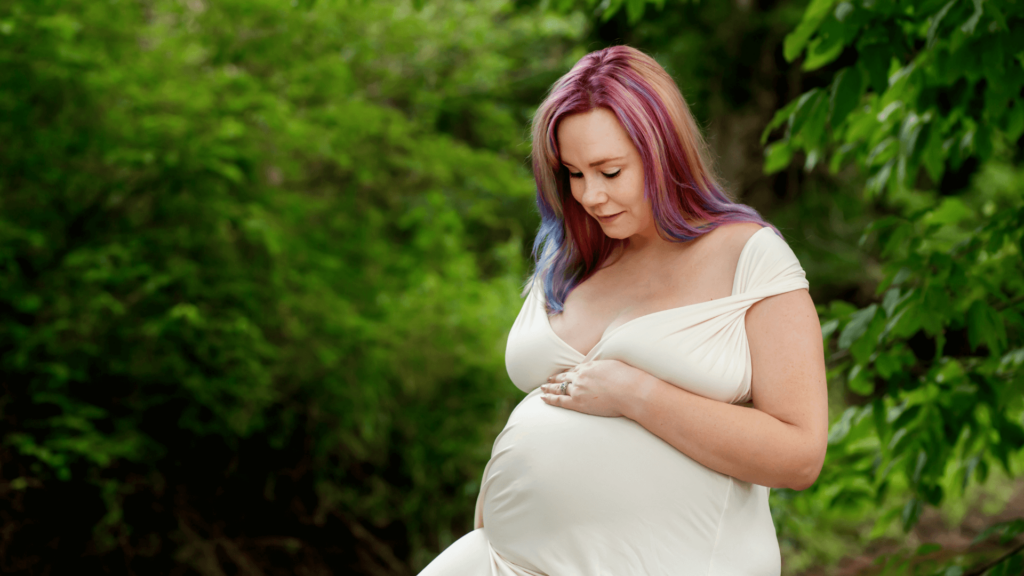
[1,0,1022,574]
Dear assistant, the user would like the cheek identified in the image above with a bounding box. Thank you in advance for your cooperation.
[568,179,584,202]
[622,171,646,206]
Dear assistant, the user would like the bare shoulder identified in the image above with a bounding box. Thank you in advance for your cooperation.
[702,221,766,257]
[663,221,769,294]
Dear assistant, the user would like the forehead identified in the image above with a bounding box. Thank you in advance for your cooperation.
[556,107,636,164]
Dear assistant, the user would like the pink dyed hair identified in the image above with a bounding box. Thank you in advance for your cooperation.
[529,45,777,312]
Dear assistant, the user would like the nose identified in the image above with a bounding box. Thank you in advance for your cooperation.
[578,175,609,208]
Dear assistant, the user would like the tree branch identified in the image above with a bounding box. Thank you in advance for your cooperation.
[965,540,1024,576]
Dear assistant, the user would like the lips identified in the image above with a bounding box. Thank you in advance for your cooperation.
[596,212,623,223]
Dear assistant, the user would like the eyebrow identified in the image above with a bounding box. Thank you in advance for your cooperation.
[563,156,626,169]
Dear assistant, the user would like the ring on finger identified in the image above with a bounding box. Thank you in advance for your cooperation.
[558,380,570,395]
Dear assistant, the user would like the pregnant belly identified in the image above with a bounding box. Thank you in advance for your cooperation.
[478,389,734,575]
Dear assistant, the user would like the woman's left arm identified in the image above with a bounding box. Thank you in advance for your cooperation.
[541,289,829,490]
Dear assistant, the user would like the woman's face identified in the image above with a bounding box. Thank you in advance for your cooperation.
[556,107,653,241]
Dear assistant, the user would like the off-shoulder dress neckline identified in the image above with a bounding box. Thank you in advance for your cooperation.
[541,226,774,358]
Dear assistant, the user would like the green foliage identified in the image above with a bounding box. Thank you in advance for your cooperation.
[759,0,1024,572]
[0,0,584,572]
[818,190,1024,509]
[766,0,1024,193]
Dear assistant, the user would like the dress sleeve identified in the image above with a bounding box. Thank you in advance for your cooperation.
[731,228,809,298]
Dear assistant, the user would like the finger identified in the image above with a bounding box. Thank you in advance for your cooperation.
[546,368,572,382]
[541,393,574,408]
[540,382,571,395]
[561,373,582,387]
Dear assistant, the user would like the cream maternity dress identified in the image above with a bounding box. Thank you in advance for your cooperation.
[420,226,808,576]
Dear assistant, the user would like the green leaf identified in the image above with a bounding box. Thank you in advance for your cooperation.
[912,450,928,483]
[848,364,874,395]
[865,159,894,198]
[882,287,902,318]
[802,9,851,71]
[898,113,926,179]
[829,66,864,129]
[920,121,946,182]
[866,137,897,168]
[803,29,845,71]
[891,405,921,439]
[872,397,888,438]
[207,160,245,184]
[625,0,646,24]
[960,0,984,35]
[791,89,829,149]
[922,197,972,227]
[783,0,839,62]
[804,148,822,171]
[974,519,1024,545]
[858,43,891,93]
[827,406,861,445]
[885,306,920,341]
[833,1,855,24]
[761,97,801,144]
[875,350,903,378]
[828,300,859,318]
[967,300,1007,354]
[901,497,923,532]
[839,304,878,350]
[764,141,794,174]
[821,318,840,341]
[926,0,957,48]
[1006,101,1024,141]
[600,0,625,21]
[850,312,884,363]
[34,14,82,40]
[976,122,993,161]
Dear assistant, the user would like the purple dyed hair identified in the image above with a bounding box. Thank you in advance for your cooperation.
[528,45,778,313]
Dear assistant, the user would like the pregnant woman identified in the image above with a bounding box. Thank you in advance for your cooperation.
[420,45,828,576]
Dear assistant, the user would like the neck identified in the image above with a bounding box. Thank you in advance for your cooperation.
[621,220,693,257]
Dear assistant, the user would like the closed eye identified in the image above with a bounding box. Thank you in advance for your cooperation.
[565,168,621,179]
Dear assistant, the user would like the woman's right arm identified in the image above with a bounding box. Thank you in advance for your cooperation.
[623,288,828,490]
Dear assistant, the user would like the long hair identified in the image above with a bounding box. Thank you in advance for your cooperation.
[529,45,777,313]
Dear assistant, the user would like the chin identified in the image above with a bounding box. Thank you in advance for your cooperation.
[598,226,634,240]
